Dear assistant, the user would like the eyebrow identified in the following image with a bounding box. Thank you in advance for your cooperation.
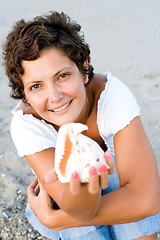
[24,66,73,87]
[54,67,73,77]
[24,81,42,88]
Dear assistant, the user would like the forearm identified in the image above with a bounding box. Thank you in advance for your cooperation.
[47,183,160,230]
[26,148,102,222]
[61,185,101,222]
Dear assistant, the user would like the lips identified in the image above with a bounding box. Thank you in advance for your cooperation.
[50,100,72,112]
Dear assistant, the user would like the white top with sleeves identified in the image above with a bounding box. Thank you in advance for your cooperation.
[10,72,140,157]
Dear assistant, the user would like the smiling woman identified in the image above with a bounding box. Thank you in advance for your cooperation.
[2,11,160,240]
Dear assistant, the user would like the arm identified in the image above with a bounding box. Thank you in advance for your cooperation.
[19,101,108,221]
[28,116,160,229]
[26,147,105,222]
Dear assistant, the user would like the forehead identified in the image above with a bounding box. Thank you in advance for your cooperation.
[21,48,76,80]
[22,48,71,70]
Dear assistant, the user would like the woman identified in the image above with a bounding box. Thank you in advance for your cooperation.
[3,11,160,239]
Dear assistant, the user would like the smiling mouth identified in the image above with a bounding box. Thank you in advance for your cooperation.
[51,100,72,112]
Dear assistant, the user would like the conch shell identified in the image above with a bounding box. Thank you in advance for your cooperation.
[55,123,109,183]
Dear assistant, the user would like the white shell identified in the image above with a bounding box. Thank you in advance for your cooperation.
[55,123,109,183]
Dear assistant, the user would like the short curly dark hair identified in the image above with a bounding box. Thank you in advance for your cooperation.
[2,11,94,101]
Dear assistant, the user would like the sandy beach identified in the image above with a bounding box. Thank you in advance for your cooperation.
[0,0,160,239]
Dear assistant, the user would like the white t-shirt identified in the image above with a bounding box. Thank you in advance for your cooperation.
[11,73,140,157]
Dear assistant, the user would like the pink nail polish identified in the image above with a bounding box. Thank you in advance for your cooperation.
[89,166,97,176]
[71,171,78,180]
[105,150,112,159]
[99,164,107,173]
[42,178,46,184]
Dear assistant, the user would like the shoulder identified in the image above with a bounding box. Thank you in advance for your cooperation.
[19,101,42,119]
[96,73,140,137]
[88,73,107,96]
[11,103,57,157]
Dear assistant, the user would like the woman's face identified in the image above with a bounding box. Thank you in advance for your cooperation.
[22,48,88,126]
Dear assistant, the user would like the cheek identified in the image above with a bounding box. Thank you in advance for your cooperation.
[27,94,47,111]
[66,80,85,98]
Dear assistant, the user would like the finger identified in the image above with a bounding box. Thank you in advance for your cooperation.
[69,171,81,195]
[105,150,115,174]
[38,181,53,208]
[27,178,39,196]
[88,167,99,194]
[27,178,39,203]
[43,168,58,184]
[99,164,108,189]
[34,183,40,196]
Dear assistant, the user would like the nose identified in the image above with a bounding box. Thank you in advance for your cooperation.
[48,84,63,103]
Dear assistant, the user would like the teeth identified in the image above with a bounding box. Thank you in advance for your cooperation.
[54,101,70,112]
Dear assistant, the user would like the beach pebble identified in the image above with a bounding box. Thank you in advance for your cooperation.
[2,212,9,221]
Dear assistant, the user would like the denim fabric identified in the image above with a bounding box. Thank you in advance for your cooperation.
[26,202,160,240]
[110,212,160,240]
[26,204,113,240]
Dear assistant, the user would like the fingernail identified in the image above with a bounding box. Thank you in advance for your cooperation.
[105,150,112,159]
[99,164,107,173]
[43,168,57,183]
[89,166,97,176]
[42,178,46,184]
[71,171,78,180]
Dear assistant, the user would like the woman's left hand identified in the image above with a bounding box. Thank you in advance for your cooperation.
[27,178,53,225]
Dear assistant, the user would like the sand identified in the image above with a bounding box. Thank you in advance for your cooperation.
[0,0,160,239]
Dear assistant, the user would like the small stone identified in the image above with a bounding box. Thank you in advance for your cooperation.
[2,233,8,238]
[37,236,43,239]
[22,230,27,236]
[16,232,21,237]
[2,212,9,220]
[0,154,4,159]
[17,205,22,210]
[17,189,22,194]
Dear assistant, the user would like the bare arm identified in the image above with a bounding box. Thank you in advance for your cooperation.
[26,146,107,222]
[28,116,160,229]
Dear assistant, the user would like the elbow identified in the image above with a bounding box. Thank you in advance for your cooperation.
[148,191,160,216]
[142,189,160,218]
[63,201,99,223]
[76,211,97,223]
[65,207,97,223]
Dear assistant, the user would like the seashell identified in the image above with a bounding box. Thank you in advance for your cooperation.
[55,123,109,183]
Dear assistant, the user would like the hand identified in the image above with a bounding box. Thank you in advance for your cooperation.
[27,178,53,226]
[43,150,114,195]
[69,150,114,195]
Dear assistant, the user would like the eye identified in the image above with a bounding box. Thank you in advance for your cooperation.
[30,84,41,90]
[58,73,69,80]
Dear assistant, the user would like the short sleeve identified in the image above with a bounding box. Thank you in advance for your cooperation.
[97,73,140,138]
[10,111,57,157]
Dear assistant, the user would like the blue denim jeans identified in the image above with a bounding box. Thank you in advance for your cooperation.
[26,203,113,240]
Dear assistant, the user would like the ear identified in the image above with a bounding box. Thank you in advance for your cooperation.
[84,60,88,68]
[83,60,89,84]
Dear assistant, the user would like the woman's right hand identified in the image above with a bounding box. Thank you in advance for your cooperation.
[43,150,114,195]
